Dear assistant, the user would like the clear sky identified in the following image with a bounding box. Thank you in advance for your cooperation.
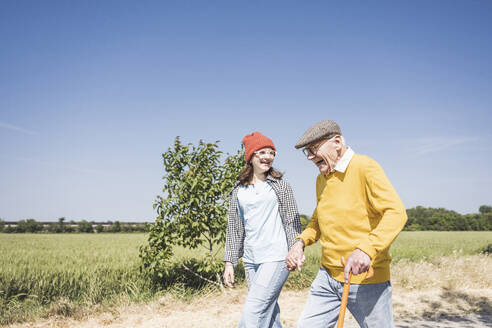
[1,1,491,221]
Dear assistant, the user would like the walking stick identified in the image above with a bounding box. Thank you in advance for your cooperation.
[336,258,374,328]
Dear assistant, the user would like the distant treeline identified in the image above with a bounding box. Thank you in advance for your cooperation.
[0,217,150,233]
[299,205,492,231]
[2,205,491,233]
[404,205,492,231]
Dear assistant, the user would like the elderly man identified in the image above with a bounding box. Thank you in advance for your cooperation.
[286,120,407,328]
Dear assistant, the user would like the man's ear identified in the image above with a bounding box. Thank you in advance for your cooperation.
[334,135,343,149]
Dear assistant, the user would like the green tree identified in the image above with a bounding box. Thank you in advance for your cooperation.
[140,137,244,289]
[17,219,43,233]
[77,220,94,233]
[110,221,121,233]
[479,205,492,214]
[300,214,310,230]
[95,224,104,233]
[0,219,4,232]
[64,220,76,233]
[54,217,66,233]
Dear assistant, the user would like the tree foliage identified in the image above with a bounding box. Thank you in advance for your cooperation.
[0,218,148,233]
[16,219,43,233]
[139,137,244,287]
[77,220,94,233]
[300,214,310,230]
[404,206,492,231]
[479,205,492,214]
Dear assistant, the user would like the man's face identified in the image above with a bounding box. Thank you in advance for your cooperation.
[304,136,342,174]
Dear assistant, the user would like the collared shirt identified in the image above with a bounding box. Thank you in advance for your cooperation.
[334,147,354,173]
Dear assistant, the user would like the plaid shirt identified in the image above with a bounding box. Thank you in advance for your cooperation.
[224,175,302,266]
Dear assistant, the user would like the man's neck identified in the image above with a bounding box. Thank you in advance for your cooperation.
[339,146,348,159]
[328,146,349,174]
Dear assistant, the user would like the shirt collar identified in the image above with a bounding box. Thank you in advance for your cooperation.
[334,147,354,173]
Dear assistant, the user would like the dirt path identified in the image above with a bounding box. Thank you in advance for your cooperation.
[9,287,492,328]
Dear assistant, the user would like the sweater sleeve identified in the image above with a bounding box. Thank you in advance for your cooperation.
[356,158,407,259]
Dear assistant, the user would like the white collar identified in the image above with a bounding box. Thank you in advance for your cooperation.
[334,147,354,173]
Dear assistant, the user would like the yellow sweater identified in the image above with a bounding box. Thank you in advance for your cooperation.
[298,153,407,284]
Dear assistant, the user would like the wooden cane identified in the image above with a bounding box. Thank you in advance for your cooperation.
[336,258,374,328]
[336,260,352,328]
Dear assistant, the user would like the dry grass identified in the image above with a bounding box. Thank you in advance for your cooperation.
[391,252,491,290]
[391,253,492,321]
[7,254,492,328]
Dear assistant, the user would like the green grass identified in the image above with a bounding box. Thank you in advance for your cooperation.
[390,231,492,261]
[0,234,150,325]
[1,231,491,325]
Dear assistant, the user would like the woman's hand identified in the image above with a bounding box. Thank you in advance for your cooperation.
[223,262,235,288]
[286,239,305,271]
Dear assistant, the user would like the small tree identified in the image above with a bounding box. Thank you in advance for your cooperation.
[0,219,4,232]
[140,137,244,289]
[77,220,94,233]
[110,221,121,232]
[17,219,43,233]
[53,217,67,233]
[479,205,492,214]
[65,220,76,233]
[95,224,104,233]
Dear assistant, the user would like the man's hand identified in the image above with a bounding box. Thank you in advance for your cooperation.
[286,239,306,271]
[344,248,371,283]
[223,262,235,288]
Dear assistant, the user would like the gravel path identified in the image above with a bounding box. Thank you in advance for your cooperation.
[9,287,492,328]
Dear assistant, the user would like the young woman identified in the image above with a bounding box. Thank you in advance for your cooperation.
[223,131,302,328]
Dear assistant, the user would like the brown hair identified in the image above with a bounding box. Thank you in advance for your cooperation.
[238,163,283,186]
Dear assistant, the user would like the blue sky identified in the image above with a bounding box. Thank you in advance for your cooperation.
[1,1,491,221]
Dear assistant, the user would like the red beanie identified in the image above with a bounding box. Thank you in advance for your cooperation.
[242,132,276,163]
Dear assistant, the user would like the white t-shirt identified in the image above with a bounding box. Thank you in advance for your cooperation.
[237,180,288,264]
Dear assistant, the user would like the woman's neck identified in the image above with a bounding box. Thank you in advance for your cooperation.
[251,171,267,185]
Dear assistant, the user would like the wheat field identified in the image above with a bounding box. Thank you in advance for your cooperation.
[1,232,491,326]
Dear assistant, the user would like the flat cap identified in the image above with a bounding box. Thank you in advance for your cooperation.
[294,120,342,149]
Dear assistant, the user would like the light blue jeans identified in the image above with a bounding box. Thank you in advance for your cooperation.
[298,268,394,328]
[238,261,290,328]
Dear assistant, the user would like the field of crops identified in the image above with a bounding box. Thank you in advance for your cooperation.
[1,231,491,325]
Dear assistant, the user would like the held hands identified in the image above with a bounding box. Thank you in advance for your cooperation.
[223,262,235,288]
[343,248,371,283]
[285,240,306,272]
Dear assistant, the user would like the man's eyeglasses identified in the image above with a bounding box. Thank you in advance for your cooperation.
[254,150,277,158]
[302,139,329,157]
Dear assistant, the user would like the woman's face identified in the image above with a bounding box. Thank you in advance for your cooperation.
[250,147,276,174]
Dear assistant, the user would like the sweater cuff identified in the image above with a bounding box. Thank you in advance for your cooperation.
[296,235,310,247]
[356,239,377,260]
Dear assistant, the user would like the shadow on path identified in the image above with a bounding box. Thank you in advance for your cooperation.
[397,288,492,328]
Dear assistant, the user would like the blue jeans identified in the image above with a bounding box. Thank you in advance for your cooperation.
[298,268,394,328]
[239,261,290,328]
